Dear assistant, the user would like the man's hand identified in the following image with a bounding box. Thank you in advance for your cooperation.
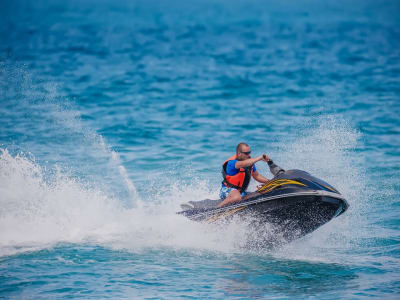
[262,154,270,162]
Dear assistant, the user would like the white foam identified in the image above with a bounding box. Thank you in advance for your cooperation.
[0,149,245,257]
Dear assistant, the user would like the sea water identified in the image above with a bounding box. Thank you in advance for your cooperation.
[1,0,399,298]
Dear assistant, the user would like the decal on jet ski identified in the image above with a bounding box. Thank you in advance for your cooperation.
[206,207,245,223]
[318,183,338,193]
[257,179,306,194]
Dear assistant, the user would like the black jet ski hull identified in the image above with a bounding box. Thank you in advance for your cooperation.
[179,191,347,245]
[178,169,349,247]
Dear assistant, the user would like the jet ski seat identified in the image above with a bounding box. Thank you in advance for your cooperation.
[180,199,221,211]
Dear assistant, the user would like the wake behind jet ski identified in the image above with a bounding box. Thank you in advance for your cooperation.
[178,160,349,247]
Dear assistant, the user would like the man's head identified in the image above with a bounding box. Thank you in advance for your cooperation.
[236,142,251,161]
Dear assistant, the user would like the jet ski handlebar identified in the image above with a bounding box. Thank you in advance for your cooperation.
[266,159,286,176]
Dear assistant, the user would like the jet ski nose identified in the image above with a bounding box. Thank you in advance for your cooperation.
[180,202,195,211]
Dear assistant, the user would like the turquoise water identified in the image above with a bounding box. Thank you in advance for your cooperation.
[1,0,399,298]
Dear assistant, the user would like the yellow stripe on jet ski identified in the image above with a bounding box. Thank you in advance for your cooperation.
[319,183,338,193]
[206,206,245,223]
[257,179,306,194]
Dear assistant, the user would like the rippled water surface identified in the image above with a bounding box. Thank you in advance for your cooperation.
[1,0,399,298]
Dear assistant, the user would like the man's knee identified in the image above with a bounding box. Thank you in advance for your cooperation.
[229,189,241,201]
[218,189,242,208]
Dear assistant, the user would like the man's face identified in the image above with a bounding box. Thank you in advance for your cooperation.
[237,145,251,161]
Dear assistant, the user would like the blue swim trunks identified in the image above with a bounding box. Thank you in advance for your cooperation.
[219,186,250,199]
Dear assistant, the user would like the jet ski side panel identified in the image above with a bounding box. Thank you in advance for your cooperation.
[180,192,347,223]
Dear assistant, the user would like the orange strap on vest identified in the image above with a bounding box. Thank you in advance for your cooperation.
[222,155,253,192]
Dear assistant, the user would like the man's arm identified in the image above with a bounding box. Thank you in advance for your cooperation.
[235,155,269,169]
[252,170,270,184]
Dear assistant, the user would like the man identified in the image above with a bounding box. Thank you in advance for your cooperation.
[218,142,270,208]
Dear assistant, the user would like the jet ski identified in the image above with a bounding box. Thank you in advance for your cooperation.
[178,161,349,247]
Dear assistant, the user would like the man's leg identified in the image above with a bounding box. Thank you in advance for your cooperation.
[218,189,242,208]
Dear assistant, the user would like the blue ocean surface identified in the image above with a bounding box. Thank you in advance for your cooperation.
[1,0,399,298]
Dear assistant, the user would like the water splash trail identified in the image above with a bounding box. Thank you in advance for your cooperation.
[93,134,139,204]
[1,62,139,205]
[0,148,246,257]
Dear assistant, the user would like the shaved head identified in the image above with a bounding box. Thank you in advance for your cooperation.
[236,142,249,155]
